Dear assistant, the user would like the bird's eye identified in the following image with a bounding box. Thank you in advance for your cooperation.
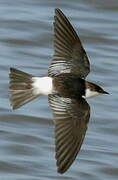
[99,89,103,93]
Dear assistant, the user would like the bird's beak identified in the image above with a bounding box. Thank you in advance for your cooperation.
[103,91,109,94]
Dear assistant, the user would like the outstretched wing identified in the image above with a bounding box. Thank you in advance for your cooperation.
[48,94,90,173]
[48,8,90,78]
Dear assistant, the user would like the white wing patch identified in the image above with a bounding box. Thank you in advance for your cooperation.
[32,76,53,95]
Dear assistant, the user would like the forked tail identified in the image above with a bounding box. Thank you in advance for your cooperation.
[9,68,39,109]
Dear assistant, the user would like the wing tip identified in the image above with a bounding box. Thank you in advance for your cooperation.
[55,8,64,17]
[55,8,61,13]
[57,169,65,174]
[57,165,67,174]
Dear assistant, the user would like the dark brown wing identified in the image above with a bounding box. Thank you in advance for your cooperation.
[48,8,90,78]
[48,94,90,173]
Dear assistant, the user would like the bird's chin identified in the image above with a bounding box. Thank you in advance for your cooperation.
[84,89,100,98]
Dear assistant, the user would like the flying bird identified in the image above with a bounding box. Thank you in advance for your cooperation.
[9,8,108,174]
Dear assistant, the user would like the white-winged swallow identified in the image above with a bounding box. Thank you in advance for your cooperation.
[9,8,109,174]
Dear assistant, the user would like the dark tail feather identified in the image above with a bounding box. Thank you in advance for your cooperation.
[9,68,38,109]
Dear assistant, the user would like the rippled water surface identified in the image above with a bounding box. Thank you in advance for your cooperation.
[0,0,118,179]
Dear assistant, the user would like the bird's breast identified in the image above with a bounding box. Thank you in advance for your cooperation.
[53,73,85,99]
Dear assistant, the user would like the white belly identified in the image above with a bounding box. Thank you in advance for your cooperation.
[32,76,53,95]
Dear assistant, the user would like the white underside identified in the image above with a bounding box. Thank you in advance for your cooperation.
[83,88,100,98]
[32,77,100,98]
[32,76,53,95]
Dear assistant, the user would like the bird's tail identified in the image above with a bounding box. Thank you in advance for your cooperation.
[9,68,39,109]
